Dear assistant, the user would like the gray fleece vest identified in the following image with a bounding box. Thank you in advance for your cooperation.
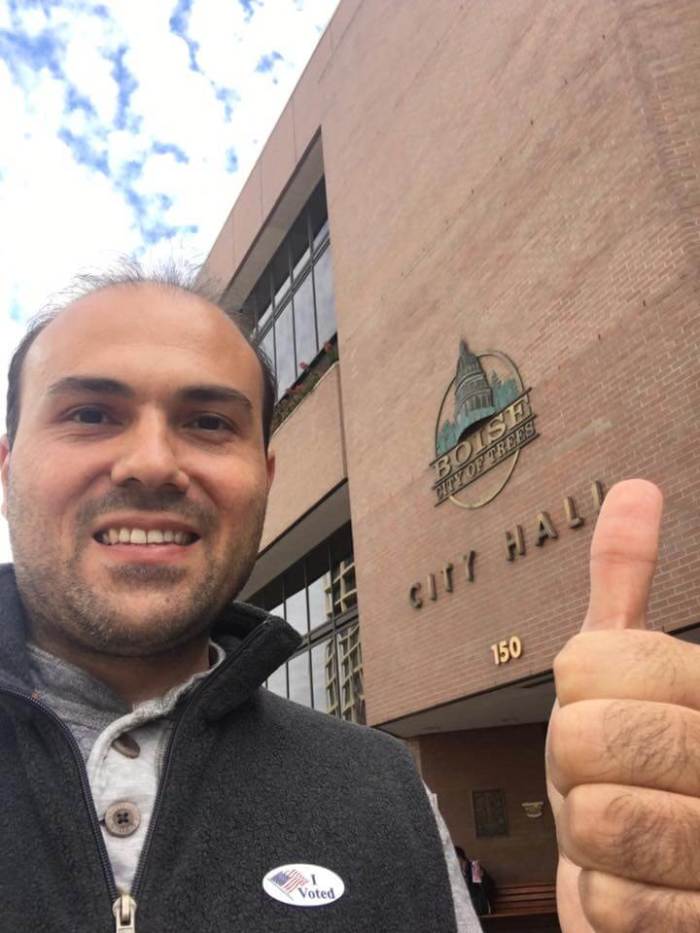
[0,566,457,932]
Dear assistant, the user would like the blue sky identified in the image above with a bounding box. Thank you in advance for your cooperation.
[0,0,339,561]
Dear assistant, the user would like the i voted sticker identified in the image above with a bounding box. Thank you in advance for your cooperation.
[262,863,345,907]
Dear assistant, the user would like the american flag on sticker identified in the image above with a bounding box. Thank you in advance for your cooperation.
[269,869,309,896]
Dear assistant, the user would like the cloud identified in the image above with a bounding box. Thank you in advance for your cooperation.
[151,140,189,164]
[65,83,96,116]
[0,0,340,318]
[104,44,140,131]
[168,0,201,73]
[255,50,283,74]
[57,126,109,174]
[215,85,237,122]
[0,22,65,82]
[225,148,239,173]
[238,0,262,21]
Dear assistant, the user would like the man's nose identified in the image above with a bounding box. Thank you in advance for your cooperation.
[110,413,190,493]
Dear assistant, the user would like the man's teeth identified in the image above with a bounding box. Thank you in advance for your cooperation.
[99,528,196,545]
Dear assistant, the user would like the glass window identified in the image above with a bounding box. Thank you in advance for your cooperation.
[247,177,336,404]
[306,542,331,632]
[311,637,337,714]
[250,277,272,329]
[260,328,275,386]
[290,211,311,282]
[274,303,296,398]
[313,219,329,253]
[284,563,308,638]
[329,524,357,618]
[314,245,336,348]
[307,572,328,632]
[264,576,284,614]
[267,663,286,698]
[288,651,311,707]
[258,300,273,333]
[259,328,274,379]
[271,242,291,308]
[249,523,360,721]
[308,180,328,248]
[337,623,365,724]
[240,296,257,330]
[293,271,317,375]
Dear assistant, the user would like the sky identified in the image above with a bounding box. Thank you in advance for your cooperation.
[0,0,339,561]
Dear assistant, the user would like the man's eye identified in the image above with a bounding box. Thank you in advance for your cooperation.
[70,408,111,425]
[190,414,231,432]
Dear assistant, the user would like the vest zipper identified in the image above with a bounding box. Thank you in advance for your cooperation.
[0,686,128,929]
[127,632,258,897]
[128,652,231,897]
[0,629,262,929]
[113,893,137,931]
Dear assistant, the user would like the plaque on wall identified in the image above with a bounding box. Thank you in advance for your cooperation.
[473,789,508,838]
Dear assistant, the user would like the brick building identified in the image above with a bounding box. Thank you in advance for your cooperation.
[201,0,700,900]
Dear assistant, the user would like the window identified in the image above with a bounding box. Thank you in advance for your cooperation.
[242,179,337,400]
[249,523,365,724]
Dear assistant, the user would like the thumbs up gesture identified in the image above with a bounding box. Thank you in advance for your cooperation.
[547,480,700,931]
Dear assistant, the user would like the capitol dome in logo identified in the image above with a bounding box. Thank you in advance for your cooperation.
[431,342,538,509]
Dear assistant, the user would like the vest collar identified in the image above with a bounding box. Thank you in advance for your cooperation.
[0,563,301,718]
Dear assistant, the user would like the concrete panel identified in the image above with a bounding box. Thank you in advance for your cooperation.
[231,162,263,274]
[261,363,347,549]
[201,212,235,293]
[261,101,297,221]
[329,0,363,50]
[292,30,331,158]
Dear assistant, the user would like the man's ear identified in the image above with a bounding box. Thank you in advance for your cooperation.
[0,436,10,519]
[265,447,275,493]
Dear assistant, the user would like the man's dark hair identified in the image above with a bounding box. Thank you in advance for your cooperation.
[5,260,277,449]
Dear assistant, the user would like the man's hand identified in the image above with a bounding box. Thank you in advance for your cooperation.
[547,479,700,931]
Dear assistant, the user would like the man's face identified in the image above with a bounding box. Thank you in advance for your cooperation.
[0,284,274,657]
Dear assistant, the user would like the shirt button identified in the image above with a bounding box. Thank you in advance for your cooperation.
[111,733,141,759]
[104,801,141,837]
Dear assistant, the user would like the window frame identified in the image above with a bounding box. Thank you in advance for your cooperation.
[244,179,335,402]
[250,523,364,722]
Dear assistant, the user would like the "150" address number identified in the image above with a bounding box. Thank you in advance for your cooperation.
[490,636,523,666]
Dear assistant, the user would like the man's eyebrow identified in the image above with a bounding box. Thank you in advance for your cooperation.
[175,385,253,411]
[47,376,135,398]
[46,377,253,411]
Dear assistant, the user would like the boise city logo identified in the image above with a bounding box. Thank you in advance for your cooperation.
[431,341,537,508]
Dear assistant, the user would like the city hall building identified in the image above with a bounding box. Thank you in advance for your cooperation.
[201,0,700,923]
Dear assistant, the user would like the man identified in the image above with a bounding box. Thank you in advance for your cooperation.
[548,479,700,930]
[0,269,480,932]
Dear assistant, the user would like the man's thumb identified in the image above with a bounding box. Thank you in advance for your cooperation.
[582,479,663,632]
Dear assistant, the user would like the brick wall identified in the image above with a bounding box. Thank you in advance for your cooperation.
[202,0,700,727]
[313,0,700,724]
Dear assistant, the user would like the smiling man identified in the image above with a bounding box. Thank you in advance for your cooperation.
[0,269,480,933]
[4,282,273,703]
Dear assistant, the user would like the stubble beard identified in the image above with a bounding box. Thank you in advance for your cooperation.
[9,492,267,659]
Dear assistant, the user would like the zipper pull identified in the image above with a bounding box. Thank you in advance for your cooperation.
[112,894,137,932]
